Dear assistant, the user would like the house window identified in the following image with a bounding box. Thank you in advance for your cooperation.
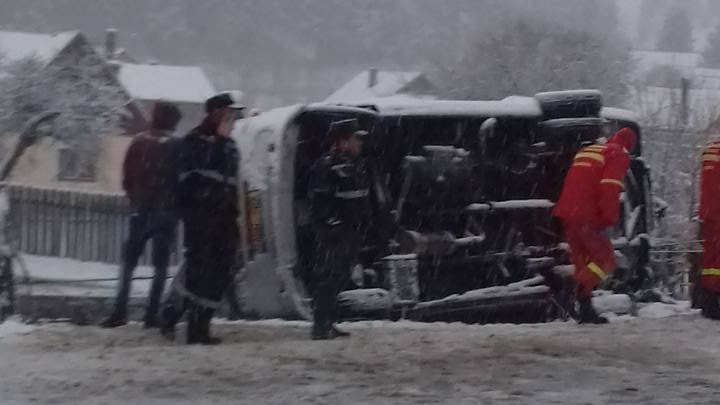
[58,148,96,181]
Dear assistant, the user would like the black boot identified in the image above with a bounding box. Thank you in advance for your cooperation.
[160,311,176,341]
[160,323,176,341]
[311,314,333,340]
[198,308,222,345]
[311,316,333,340]
[187,306,222,345]
[186,305,200,344]
[160,294,189,341]
[578,297,608,324]
[702,293,720,320]
[311,326,333,340]
[143,314,160,329]
[100,311,127,328]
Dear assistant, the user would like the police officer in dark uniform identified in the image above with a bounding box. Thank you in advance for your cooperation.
[162,93,240,345]
[307,119,371,340]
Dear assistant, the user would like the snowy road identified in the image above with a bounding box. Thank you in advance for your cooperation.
[1,312,720,404]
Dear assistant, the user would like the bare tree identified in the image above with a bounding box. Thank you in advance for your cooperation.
[656,8,694,53]
[0,53,126,177]
[702,24,720,68]
[434,18,631,104]
[643,65,685,88]
[0,56,125,145]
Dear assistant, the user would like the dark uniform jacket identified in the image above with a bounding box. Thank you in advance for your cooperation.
[176,126,240,221]
[308,153,371,234]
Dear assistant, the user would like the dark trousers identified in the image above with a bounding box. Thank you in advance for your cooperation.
[311,230,361,332]
[0,256,14,322]
[163,217,238,327]
[111,211,176,321]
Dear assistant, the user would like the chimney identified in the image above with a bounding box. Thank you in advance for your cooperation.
[105,28,118,59]
[106,61,121,77]
[368,68,378,88]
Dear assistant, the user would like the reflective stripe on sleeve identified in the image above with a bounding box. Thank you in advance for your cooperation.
[179,169,237,186]
[702,268,720,277]
[575,152,605,163]
[703,154,720,162]
[600,179,625,188]
[587,262,608,280]
[572,162,592,168]
[335,189,369,199]
[584,145,606,152]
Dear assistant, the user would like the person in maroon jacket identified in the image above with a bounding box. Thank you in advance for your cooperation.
[101,101,182,329]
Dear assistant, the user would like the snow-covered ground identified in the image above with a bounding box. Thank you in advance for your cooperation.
[2,306,720,405]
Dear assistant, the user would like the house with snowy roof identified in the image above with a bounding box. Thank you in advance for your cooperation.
[0,29,218,193]
[115,62,216,134]
[0,30,88,67]
[325,68,437,104]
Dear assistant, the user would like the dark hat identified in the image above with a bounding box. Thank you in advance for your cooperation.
[151,101,182,131]
[205,93,235,113]
[328,118,368,140]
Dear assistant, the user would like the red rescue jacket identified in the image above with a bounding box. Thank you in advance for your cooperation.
[553,128,636,229]
[700,140,720,222]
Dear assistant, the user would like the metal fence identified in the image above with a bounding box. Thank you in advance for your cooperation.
[5,184,183,265]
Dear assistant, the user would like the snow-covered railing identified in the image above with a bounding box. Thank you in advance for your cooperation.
[3,184,185,266]
[466,199,555,212]
[414,276,549,310]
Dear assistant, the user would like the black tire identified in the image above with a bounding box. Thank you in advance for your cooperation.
[535,90,603,120]
[537,118,605,145]
[608,163,652,294]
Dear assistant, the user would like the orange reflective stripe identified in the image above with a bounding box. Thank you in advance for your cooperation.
[600,179,624,188]
[587,262,608,280]
[703,155,720,162]
[573,162,592,168]
[575,152,605,163]
[585,145,606,152]
[702,268,720,277]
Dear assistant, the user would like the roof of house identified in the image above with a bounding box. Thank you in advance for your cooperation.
[632,50,702,70]
[325,70,433,103]
[0,30,79,65]
[117,63,217,104]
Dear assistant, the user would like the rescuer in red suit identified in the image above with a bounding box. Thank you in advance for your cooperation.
[698,140,720,319]
[553,128,637,324]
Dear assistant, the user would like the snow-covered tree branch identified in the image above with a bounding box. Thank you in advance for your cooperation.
[434,18,632,105]
[0,53,126,150]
